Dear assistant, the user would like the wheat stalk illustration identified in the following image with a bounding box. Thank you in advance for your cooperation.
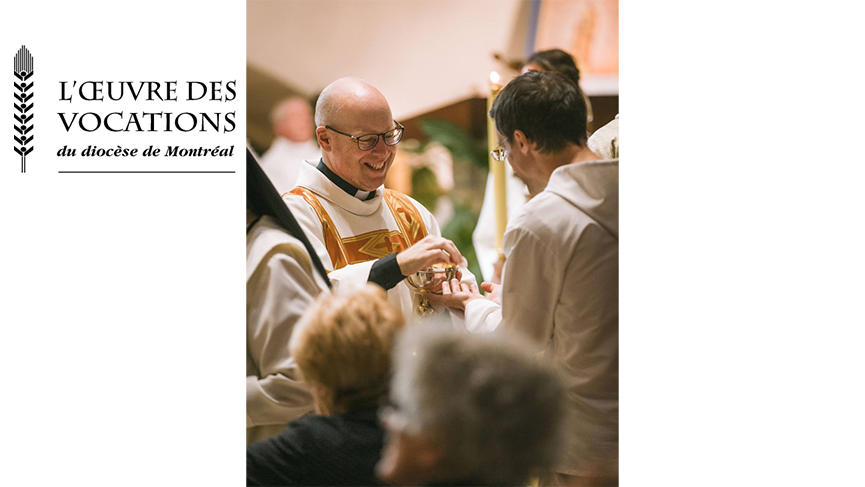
[14,46,34,173]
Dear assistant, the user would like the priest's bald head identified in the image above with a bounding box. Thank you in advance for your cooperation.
[314,78,405,191]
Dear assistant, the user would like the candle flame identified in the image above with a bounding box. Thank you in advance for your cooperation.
[490,71,500,84]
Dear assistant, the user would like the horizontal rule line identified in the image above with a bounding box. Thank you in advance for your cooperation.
[58,171,236,174]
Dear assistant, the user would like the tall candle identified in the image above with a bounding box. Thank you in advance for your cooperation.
[487,71,507,252]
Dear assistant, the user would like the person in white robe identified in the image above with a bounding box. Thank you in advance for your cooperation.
[246,214,328,443]
[471,161,529,282]
[283,77,475,326]
[471,48,593,283]
[429,71,618,485]
[259,97,322,195]
[246,149,331,444]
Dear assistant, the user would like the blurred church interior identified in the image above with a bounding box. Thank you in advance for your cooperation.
[247,0,618,279]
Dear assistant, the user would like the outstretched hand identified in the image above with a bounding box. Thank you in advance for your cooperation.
[396,235,463,276]
[426,278,484,311]
[480,281,502,305]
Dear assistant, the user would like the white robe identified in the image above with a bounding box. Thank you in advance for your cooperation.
[471,161,530,282]
[285,160,474,327]
[465,160,619,477]
[259,137,321,195]
[246,215,329,443]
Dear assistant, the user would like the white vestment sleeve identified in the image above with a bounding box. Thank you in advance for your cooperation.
[246,249,320,428]
[328,260,376,295]
[464,298,502,333]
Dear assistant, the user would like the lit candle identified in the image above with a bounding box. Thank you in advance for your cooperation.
[487,71,507,254]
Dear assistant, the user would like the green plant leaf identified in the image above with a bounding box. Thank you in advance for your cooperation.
[419,119,488,170]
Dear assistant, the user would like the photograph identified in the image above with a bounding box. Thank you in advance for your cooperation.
[245,1,619,485]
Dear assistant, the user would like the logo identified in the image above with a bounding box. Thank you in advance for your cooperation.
[14,45,34,173]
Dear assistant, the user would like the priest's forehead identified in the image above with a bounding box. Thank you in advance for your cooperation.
[337,97,394,134]
[316,77,395,133]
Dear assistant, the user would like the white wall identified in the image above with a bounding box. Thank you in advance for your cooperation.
[248,0,527,120]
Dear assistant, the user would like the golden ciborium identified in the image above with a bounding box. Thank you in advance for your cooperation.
[404,263,458,316]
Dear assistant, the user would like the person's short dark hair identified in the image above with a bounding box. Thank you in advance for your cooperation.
[527,48,582,87]
[490,70,588,152]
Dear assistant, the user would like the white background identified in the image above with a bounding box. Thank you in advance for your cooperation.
[2,0,865,486]
[1,1,246,485]
[622,0,865,484]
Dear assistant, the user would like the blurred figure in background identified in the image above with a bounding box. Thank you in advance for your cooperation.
[471,139,530,284]
[246,149,331,444]
[523,48,594,128]
[247,285,404,486]
[473,48,591,283]
[376,326,566,486]
[260,96,322,195]
[588,114,619,160]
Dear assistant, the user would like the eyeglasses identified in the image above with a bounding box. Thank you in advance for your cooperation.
[324,121,405,151]
[490,145,508,162]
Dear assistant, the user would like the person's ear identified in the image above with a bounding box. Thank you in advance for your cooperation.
[316,126,332,152]
[513,130,534,155]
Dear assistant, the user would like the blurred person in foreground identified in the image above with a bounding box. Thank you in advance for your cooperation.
[473,48,592,283]
[247,284,404,486]
[246,148,331,443]
[283,77,474,325]
[430,70,619,485]
[259,96,322,195]
[376,325,566,486]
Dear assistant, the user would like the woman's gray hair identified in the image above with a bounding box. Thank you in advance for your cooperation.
[391,326,567,484]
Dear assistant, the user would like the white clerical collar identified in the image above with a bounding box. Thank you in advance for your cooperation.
[316,159,377,201]
[296,161,383,217]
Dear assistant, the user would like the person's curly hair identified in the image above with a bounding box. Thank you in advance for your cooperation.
[290,284,405,413]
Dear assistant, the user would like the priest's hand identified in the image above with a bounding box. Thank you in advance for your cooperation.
[427,278,484,311]
[396,235,463,276]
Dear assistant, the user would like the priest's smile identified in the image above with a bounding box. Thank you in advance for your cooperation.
[364,160,387,171]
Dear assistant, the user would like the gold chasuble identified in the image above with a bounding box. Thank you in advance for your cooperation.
[289,187,428,271]
[284,160,474,326]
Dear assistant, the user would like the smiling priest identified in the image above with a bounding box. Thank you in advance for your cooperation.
[283,77,475,325]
